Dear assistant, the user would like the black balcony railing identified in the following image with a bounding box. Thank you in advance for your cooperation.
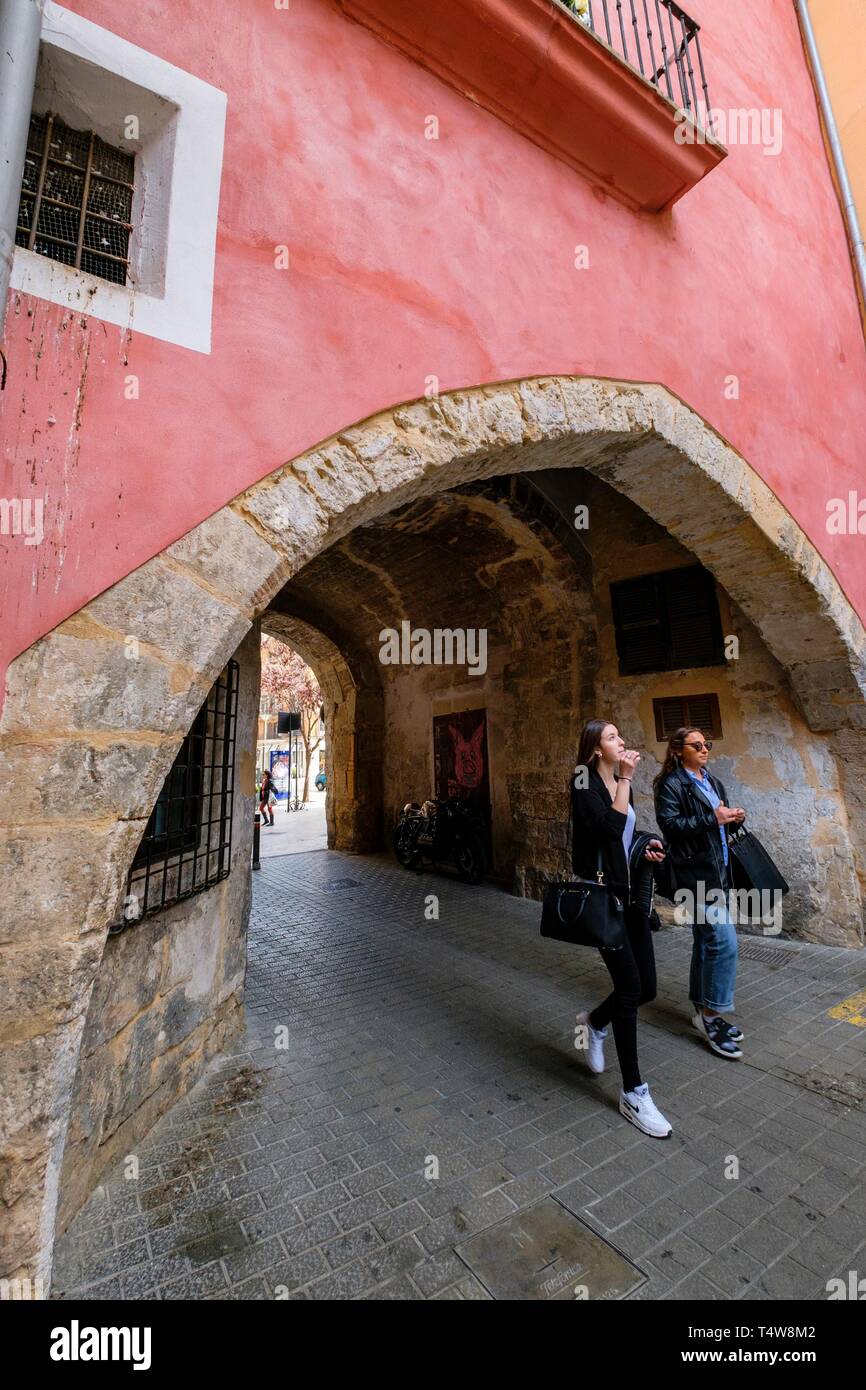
[561,0,713,130]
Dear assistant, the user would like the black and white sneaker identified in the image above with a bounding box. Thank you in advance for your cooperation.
[693,1012,743,1059]
[619,1083,673,1138]
[692,1010,743,1043]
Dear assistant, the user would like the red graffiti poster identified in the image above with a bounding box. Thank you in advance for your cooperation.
[433,709,491,828]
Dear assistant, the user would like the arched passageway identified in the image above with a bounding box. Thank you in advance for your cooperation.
[3,376,866,1283]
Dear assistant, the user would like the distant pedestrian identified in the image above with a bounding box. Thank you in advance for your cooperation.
[260,769,275,826]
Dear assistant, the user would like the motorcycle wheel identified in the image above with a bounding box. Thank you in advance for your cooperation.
[393,822,420,869]
[453,832,485,884]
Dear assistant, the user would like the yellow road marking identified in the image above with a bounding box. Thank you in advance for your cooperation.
[828,988,866,1026]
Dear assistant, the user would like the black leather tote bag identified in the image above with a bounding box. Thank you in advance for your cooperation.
[540,848,626,950]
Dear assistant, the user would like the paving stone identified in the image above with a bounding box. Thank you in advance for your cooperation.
[321,1225,383,1269]
[121,1251,191,1298]
[294,1181,352,1222]
[363,1234,427,1284]
[409,1249,469,1297]
[342,1162,396,1198]
[306,1259,380,1300]
[647,1232,712,1281]
[52,851,866,1301]
[264,1248,330,1294]
[221,1235,285,1284]
[584,1187,647,1231]
[665,1273,725,1300]
[715,1186,775,1228]
[746,1257,825,1300]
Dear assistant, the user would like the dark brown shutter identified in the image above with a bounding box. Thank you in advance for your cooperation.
[653,693,722,740]
[610,574,667,674]
[665,566,725,668]
[611,564,724,676]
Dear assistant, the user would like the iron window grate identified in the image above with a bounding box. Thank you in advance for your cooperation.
[112,662,239,932]
[16,112,135,286]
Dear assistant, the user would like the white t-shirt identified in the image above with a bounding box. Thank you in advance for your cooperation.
[622,801,636,863]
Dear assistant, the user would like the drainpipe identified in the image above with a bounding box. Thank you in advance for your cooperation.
[0,0,43,371]
[795,0,866,334]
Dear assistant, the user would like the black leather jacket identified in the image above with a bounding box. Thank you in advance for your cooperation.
[654,765,731,895]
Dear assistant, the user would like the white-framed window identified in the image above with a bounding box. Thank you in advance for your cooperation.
[10,3,227,354]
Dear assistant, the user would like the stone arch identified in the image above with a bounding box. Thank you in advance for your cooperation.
[272,474,601,889]
[260,604,385,852]
[3,374,866,1282]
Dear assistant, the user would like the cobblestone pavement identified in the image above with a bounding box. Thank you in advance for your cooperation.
[259,792,327,858]
[53,852,866,1301]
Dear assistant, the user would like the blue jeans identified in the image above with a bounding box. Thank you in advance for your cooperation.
[688,899,738,1013]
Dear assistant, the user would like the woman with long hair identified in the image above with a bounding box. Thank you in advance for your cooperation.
[259,768,275,827]
[571,718,672,1138]
[653,728,746,1060]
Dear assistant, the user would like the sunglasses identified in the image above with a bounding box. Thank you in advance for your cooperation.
[684,740,713,751]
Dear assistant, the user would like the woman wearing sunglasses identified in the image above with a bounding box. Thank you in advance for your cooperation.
[654,728,746,1059]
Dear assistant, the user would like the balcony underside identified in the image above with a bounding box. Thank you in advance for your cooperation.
[336,0,727,213]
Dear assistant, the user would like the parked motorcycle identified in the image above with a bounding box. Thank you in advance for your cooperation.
[393,797,489,885]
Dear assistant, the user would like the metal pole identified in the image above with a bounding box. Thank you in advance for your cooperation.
[0,0,44,351]
[795,0,866,333]
[252,811,261,869]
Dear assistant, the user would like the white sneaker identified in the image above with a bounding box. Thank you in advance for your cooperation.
[576,1010,607,1074]
[620,1083,673,1138]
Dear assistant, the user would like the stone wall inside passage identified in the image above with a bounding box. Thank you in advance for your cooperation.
[53,625,260,1237]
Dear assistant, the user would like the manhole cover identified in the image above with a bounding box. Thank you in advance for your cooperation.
[738,940,793,967]
[323,878,361,892]
[455,1197,644,1301]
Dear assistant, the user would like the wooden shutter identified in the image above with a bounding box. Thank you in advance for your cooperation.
[665,566,724,668]
[610,574,667,674]
[611,564,724,675]
[653,693,722,740]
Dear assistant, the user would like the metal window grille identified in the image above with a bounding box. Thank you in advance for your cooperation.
[111,662,239,932]
[653,692,722,741]
[16,112,135,286]
[560,0,713,131]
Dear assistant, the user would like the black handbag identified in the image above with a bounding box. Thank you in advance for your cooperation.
[540,848,626,950]
[728,825,789,895]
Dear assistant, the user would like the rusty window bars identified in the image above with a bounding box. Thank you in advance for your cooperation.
[16,112,135,286]
[110,662,239,933]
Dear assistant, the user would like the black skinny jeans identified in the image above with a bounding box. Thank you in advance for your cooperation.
[589,906,657,1092]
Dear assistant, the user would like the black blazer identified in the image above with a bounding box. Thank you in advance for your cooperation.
[570,764,643,897]
[654,764,730,895]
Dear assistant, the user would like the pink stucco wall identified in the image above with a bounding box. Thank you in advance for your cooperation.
[2,0,865,704]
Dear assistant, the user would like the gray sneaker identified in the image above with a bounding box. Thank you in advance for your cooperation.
[693,1012,743,1058]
